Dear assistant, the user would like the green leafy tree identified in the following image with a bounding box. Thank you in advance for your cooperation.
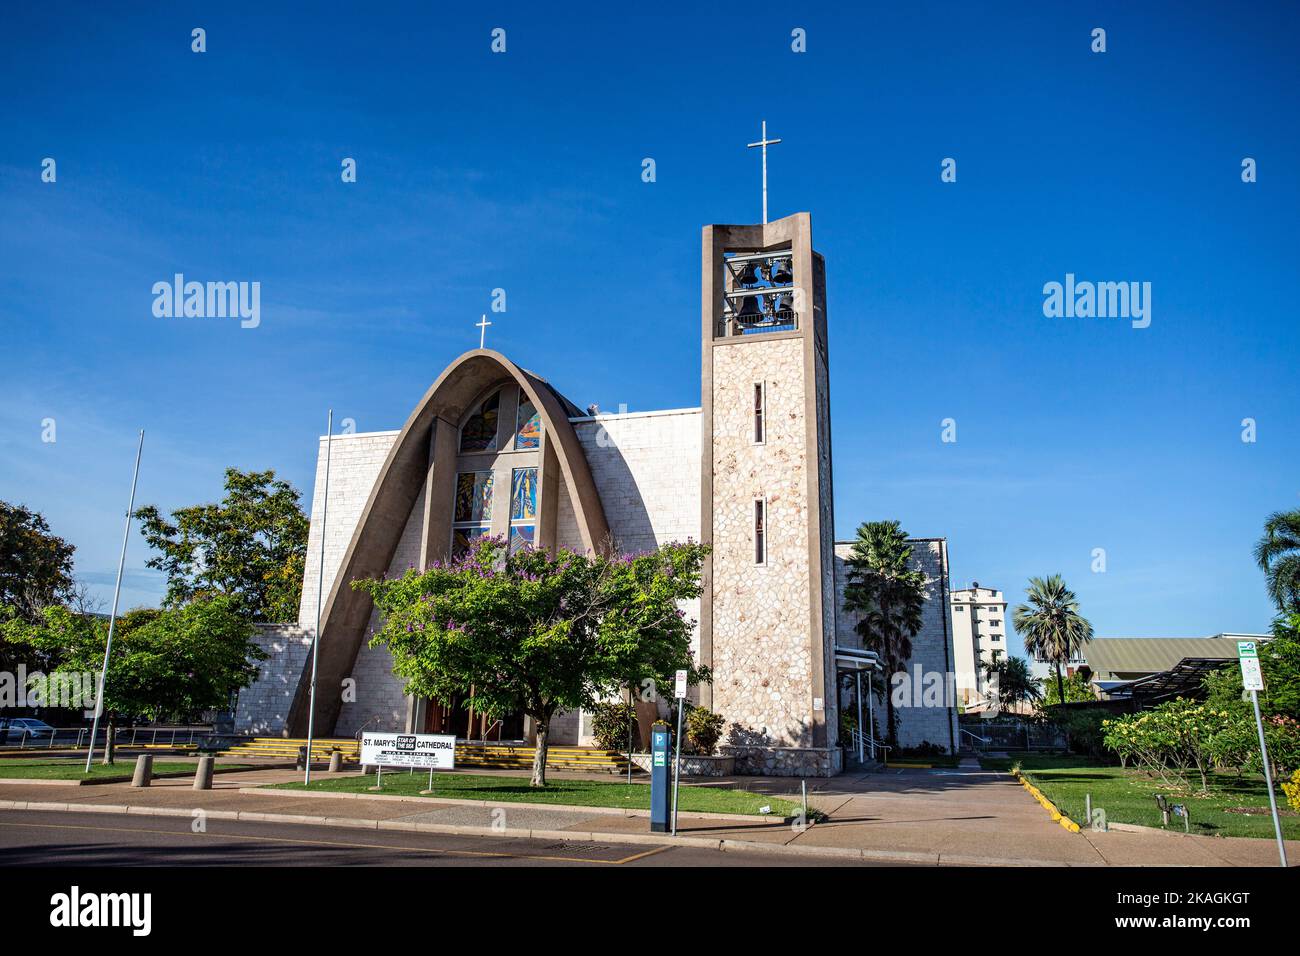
[1103,699,1233,793]
[1038,670,1094,707]
[3,595,263,762]
[842,521,926,747]
[1203,614,1300,719]
[0,501,76,623]
[1013,574,1094,708]
[135,469,309,622]
[356,537,709,787]
[1255,510,1300,614]
[982,655,1042,711]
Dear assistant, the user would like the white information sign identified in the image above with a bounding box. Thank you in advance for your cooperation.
[674,669,688,700]
[1238,641,1265,692]
[360,732,456,770]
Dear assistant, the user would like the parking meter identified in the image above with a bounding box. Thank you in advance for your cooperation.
[650,724,671,833]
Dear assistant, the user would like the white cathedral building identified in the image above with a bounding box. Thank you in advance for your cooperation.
[233,212,959,776]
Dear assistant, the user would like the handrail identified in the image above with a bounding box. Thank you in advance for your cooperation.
[960,728,990,751]
[480,719,503,744]
[354,715,385,742]
[0,723,212,751]
[848,728,892,764]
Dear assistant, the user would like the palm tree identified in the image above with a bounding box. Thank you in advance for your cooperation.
[1013,574,1093,707]
[1254,510,1300,614]
[842,521,926,746]
[981,655,1042,712]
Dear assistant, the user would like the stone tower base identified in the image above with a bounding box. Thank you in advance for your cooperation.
[722,745,843,777]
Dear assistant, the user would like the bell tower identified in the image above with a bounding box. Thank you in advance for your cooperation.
[699,212,839,775]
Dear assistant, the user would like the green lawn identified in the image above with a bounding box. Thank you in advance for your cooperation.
[980,754,1299,840]
[0,759,247,783]
[269,771,801,817]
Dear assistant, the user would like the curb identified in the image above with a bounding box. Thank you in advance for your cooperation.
[0,764,258,788]
[1010,770,1082,833]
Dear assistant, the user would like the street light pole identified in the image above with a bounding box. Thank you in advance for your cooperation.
[85,430,144,772]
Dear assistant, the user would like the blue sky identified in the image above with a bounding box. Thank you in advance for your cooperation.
[2,2,1297,656]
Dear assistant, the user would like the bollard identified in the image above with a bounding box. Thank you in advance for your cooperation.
[328,749,342,773]
[193,755,214,790]
[130,754,153,788]
[296,745,309,771]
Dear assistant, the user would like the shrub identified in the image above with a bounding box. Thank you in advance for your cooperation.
[1054,708,1109,759]
[685,706,726,756]
[1103,699,1238,793]
[1263,715,1300,778]
[1206,715,1257,778]
[839,709,857,742]
[1282,769,1300,814]
[896,740,946,758]
[590,700,638,752]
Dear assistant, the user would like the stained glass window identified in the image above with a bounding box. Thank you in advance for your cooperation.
[510,467,537,521]
[453,526,490,557]
[460,390,500,452]
[515,392,541,449]
[454,472,493,523]
[509,525,535,553]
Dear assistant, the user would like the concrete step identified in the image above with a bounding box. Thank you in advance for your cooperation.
[213,739,630,773]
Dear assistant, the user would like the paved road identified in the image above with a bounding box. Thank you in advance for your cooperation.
[0,810,888,867]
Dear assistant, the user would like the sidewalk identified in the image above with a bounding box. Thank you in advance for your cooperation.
[1,765,1295,866]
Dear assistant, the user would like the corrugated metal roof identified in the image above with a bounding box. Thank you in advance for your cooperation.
[1084,638,1240,676]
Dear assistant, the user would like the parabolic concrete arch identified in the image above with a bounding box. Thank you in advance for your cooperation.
[285,349,610,737]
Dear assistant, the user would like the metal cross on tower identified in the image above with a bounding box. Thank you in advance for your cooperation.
[746,120,782,225]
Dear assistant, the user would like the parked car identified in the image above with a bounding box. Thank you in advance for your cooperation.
[0,718,57,740]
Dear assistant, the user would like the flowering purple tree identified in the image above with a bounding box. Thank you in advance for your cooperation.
[356,537,709,786]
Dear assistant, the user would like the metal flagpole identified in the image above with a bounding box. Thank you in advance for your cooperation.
[85,430,144,772]
[304,410,333,785]
[1249,687,1288,867]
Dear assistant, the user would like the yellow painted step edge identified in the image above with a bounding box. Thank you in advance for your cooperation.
[1011,769,1082,834]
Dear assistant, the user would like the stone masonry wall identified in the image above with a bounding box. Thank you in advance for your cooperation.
[555,408,703,743]
[239,429,415,739]
[297,431,400,629]
[334,486,426,738]
[710,337,817,754]
[233,624,313,735]
[833,539,959,754]
[561,409,702,554]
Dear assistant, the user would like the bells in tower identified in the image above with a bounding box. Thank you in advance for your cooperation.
[725,250,797,331]
[766,257,792,284]
[737,295,763,323]
[736,262,761,286]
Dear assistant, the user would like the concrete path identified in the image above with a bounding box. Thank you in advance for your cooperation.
[1,765,1294,866]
